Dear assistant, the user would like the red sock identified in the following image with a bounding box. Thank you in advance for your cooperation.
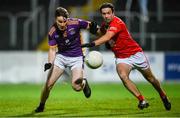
[137,95,145,101]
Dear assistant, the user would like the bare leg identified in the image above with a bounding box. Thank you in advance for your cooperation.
[139,67,171,110]
[116,63,143,98]
[71,67,84,91]
[41,65,64,103]
[116,63,149,109]
[71,67,91,98]
[139,68,165,95]
[35,65,64,112]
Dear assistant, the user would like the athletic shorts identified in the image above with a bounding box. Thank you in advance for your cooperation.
[115,52,150,70]
[54,54,84,70]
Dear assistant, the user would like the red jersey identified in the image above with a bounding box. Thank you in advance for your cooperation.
[101,16,142,58]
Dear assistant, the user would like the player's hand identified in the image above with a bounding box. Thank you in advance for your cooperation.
[81,42,95,48]
[44,63,52,71]
[89,21,98,34]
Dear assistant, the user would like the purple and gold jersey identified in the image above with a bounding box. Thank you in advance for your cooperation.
[48,18,88,57]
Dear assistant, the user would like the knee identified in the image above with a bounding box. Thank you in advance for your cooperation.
[119,74,130,85]
[148,77,159,84]
[72,78,83,92]
[119,73,129,82]
[72,84,82,92]
[148,77,155,83]
[145,74,157,83]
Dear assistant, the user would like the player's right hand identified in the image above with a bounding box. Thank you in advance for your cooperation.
[44,63,52,71]
[89,21,98,34]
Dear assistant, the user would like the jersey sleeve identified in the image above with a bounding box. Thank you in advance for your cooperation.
[48,35,57,47]
[48,26,57,47]
[78,19,88,29]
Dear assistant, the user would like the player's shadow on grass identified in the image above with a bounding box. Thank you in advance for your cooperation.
[11,107,150,117]
[10,111,41,117]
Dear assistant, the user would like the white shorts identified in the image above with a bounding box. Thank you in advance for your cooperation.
[54,54,84,70]
[115,52,150,70]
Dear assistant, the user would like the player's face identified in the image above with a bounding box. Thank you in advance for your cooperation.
[56,16,67,31]
[101,8,114,23]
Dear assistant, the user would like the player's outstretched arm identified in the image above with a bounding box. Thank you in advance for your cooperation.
[81,31,115,48]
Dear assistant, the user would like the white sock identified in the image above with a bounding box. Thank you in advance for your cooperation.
[82,79,86,89]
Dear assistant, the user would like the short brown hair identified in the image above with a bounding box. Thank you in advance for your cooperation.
[99,2,114,13]
[55,7,69,18]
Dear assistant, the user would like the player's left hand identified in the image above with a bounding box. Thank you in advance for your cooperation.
[44,63,52,71]
[81,42,95,48]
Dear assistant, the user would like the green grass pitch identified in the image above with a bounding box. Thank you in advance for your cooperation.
[0,82,180,117]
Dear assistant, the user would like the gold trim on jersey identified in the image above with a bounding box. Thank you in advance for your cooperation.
[49,44,57,48]
[49,26,56,36]
[67,19,79,25]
